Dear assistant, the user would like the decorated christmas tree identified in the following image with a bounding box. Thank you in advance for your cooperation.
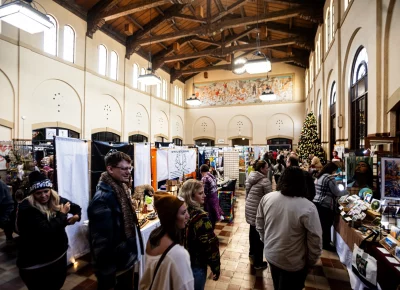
[298,112,326,164]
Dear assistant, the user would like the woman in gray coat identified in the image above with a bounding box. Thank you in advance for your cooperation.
[245,160,272,270]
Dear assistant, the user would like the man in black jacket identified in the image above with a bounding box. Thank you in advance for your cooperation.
[88,151,143,290]
[0,179,14,243]
[286,155,316,201]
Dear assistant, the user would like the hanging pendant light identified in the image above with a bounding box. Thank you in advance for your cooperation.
[186,78,201,106]
[138,8,161,86]
[0,0,53,34]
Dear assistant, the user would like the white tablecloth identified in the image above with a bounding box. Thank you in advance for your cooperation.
[136,219,161,279]
[334,230,382,290]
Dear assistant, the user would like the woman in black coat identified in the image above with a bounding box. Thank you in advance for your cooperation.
[17,171,81,290]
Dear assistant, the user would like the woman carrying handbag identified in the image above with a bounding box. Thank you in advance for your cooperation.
[140,192,194,290]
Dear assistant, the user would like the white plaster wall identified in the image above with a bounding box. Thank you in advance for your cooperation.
[266,114,294,139]
[193,117,216,140]
[0,69,14,123]
[227,115,253,139]
[0,126,12,140]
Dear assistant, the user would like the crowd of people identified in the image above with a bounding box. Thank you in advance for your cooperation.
[0,148,375,290]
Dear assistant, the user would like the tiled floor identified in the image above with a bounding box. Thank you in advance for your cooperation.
[0,189,353,290]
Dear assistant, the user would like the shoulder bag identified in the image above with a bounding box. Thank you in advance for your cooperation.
[148,243,176,290]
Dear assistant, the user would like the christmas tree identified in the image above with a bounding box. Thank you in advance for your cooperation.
[298,112,325,163]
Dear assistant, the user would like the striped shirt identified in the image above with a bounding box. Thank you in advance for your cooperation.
[313,174,348,210]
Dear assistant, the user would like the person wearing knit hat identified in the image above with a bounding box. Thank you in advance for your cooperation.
[16,171,82,290]
[180,179,221,290]
[140,192,194,290]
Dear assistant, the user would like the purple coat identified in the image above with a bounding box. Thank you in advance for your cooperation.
[201,172,224,224]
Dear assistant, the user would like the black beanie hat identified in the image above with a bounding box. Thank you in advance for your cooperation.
[29,171,53,194]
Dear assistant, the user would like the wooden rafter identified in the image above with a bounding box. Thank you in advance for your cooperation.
[87,0,124,38]
[174,14,207,24]
[266,22,314,37]
[162,37,302,63]
[192,37,221,47]
[262,0,302,5]
[125,4,186,58]
[103,0,171,22]
[223,26,257,46]
[130,7,306,48]
[211,0,249,23]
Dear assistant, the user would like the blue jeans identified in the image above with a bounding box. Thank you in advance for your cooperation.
[192,266,207,290]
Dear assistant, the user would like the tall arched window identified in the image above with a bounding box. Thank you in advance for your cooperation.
[316,34,321,71]
[63,25,75,63]
[133,63,139,88]
[350,47,368,150]
[162,79,168,100]
[110,51,118,80]
[310,101,314,113]
[309,56,314,87]
[326,8,330,49]
[330,82,337,154]
[156,78,161,97]
[140,68,146,91]
[98,45,107,76]
[305,70,309,95]
[344,0,351,11]
[318,97,322,139]
[331,1,335,38]
[174,85,178,104]
[44,15,57,56]
[178,87,183,106]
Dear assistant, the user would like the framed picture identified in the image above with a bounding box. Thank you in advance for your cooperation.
[45,128,57,140]
[346,156,373,187]
[58,129,68,137]
[381,158,400,200]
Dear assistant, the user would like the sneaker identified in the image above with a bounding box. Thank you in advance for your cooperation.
[254,261,268,270]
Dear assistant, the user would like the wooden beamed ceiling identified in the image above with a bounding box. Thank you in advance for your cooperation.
[56,0,324,82]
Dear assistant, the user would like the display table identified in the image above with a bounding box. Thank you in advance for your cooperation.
[334,216,400,290]
[135,218,161,280]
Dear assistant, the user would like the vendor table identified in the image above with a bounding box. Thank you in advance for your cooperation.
[135,218,161,281]
[334,216,400,290]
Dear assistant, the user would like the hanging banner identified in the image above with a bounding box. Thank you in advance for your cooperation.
[91,141,134,195]
[168,149,196,179]
[55,137,90,264]
[157,149,169,182]
[0,142,12,170]
[134,143,151,187]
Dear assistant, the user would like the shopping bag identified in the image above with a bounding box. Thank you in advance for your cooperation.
[352,243,378,289]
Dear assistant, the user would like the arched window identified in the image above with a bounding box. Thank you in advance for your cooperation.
[129,134,148,143]
[318,98,322,139]
[330,82,337,154]
[316,33,321,70]
[309,56,314,87]
[310,101,314,113]
[140,68,146,91]
[326,8,330,49]
[305,70,309,95]
[350,47,368,150]
[174,85,178,104]
[178,87,183,106]
[110,51,118,80]
[133,63,139,88]
[331,1,335,38]
[63,25,75,63]
[173,138,183,146]
[98,45,107,76]
[162,79,168,100]
[344,0,351,11]
[156,78,161,97]
[44,15,57,56]
[92,132,120,142]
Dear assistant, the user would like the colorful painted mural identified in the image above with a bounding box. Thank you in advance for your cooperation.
[194,74,293,107]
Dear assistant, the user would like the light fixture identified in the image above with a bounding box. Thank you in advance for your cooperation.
[232,57,246,75]
[138,8,161,86]
[245,53,272,74]
[186,78,201,106]
[242,137,245,140]
[0,0,53,34]
[259,90,276,101]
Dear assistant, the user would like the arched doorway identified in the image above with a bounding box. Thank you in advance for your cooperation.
[267,138,292,151]
[128,134,148,143]
[350,47,368,150]
[195,139,215,146]
[92,132,120,142]
[232,138,249,146]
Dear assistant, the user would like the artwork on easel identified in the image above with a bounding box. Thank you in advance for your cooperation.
[381,158,400,200]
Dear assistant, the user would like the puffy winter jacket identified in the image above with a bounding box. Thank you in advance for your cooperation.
[245,171,272,226]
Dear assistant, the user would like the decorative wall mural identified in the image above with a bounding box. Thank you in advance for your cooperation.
[194,74,293,107]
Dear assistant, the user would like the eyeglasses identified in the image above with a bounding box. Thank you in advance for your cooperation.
[114,166,132,171]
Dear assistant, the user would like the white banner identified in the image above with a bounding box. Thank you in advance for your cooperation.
[157,149,169,182]
[168,149,196,179]
[0,142,12,170]
[134,143,151,187]
[55,137,90,264]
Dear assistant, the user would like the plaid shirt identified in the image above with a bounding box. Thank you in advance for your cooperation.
[313,174,347,210]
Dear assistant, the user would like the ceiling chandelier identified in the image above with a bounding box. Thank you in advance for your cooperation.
[186,78,202,106]
[138,8,161,86]
[0,0,53,34]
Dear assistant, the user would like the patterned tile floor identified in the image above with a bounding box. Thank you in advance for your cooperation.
[0,189,353,290]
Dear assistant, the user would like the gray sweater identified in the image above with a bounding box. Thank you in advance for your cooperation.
[256,191,322,271]
[245,171,272,226]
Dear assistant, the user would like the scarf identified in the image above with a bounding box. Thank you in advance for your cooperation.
[100,172,144,254]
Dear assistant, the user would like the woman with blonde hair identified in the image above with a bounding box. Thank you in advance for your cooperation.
[180,179,220,290]
[17,171,81,290]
